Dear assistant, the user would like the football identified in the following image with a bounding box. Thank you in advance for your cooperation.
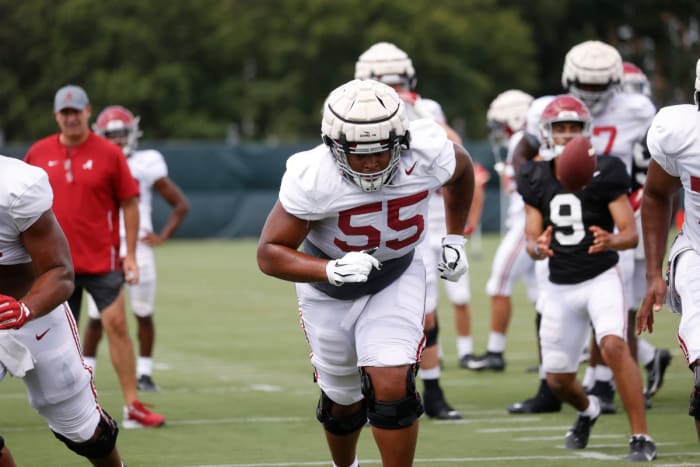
[557,135,596,192]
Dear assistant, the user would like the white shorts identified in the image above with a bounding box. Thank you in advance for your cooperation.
[539,266,627,373]
[87,242,157,319]
[672,241,700,365]
[485,221,537,302]
[8,305,100,442]
[419,237,470,312]
[296,254,426,405]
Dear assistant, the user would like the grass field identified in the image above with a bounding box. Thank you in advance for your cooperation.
[1,235,697,466]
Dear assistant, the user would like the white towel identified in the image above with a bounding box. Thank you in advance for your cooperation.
[0,333,34,377]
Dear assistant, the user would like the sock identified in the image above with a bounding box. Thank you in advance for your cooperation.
[420,367,441,380]
[486,332,506,353]
[594,365,614,383]
[582,366,595,390]
[637,339,656,367]
[137,357,153,377]
[456,336,473,358]
[582,394,600,417]
[334,458,359,467]
[83,357,97,374]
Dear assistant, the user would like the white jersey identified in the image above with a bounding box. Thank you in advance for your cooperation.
[119,149,168,240]
[280,119,455,262]
[526,92,656,175]
[647,104,700,250]
[0,156,52,265]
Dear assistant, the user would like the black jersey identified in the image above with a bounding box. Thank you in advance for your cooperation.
[517,155,630,284]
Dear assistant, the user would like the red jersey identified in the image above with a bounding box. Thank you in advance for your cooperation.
[25,132,139,274]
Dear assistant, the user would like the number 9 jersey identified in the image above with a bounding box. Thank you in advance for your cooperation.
[517,155,630,284]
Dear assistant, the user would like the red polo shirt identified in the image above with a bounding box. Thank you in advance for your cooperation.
[25,132,139,275]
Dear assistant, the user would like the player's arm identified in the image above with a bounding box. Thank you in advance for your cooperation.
[588,194,638,254]
[637,159,682,334]
[257,201,327,282]
[524,204,553,260]
[148,177,190,245]
[121,196,140,285]
[511,134,539,175]
[441,143,474,235]
[18,210,75,319]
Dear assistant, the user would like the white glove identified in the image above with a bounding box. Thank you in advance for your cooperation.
[326,250,382,286]
[437,234,469,281]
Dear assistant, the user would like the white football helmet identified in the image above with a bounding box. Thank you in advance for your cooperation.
[561,40,623,115]
[694,58,700,108]
[622,62,651,97]
[93,105,142,155]
[539,95,592,161]
[487,89,533,156]
[322,79,410,192]
[354,42,417,90]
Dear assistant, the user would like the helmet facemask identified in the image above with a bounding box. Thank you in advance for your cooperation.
[568,82,617,116]
[321,79,411,192]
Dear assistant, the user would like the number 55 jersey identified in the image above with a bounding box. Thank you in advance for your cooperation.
[279,119,456,263]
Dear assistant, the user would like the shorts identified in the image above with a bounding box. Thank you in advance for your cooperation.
[68,271,124,323]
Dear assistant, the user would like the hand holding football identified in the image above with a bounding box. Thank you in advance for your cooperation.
[557,135,596,192]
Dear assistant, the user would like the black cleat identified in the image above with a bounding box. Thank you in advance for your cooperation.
[423,389,462,420]
[508,380,562,414]
[564,398,600,450]
[645,349,672,397]
[137,374,160,392]
[627,435,657,462]
[464,351,505,372]
[588,380,617,414]
[458,354,475,369]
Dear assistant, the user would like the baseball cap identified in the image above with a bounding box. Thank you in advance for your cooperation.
[54,85,89,112]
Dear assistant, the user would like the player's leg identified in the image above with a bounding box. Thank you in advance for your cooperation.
[131,245,159,391]
[589,267,655,460]
[540,280,600,449]
[82,294,103,374]
[417,241,460,419]
[443,276,472,367]
[17,306,123,465]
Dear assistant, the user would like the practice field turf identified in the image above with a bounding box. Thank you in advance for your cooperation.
[1,236,697,466]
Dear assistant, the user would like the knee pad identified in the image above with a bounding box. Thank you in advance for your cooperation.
[361,367,424,430]
[424,321,439,348]
[689,366,700,420]
[315,391,367,436]
[53,409,119,459]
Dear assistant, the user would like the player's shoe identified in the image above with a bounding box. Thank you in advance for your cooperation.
[123,401,165,429]
[465,351,505,371]
[645,349,672,397]
[458,354,475,369]
[137,374,160,392]
[423,388,462,420]
[627,435,657,462]
[564,397,600,450]
[587,380,617,414]
[508,380,562,414]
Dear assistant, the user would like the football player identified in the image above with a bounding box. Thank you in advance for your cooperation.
[354,41,478,420]
[0,155,123,465]
[257,79,474,467]
[518,94,656,461]
[639,58,700,443]
[510,40,664,414]
[82,105,190,394]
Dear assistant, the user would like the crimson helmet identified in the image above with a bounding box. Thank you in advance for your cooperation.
[93,105,142,155]
[539,95,592,160]
[621,62,651,97]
